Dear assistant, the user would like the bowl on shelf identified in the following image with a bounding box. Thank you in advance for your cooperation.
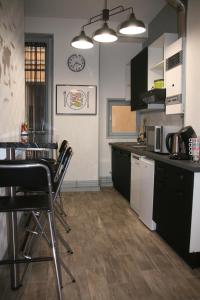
[154,79,164,89]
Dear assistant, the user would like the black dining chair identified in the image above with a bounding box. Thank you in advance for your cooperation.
[22,147,74,260]
[0,160,64,300]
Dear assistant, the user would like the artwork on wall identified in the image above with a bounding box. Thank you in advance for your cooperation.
[56,84,97,115]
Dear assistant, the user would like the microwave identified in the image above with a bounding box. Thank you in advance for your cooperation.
[145,125,180,153]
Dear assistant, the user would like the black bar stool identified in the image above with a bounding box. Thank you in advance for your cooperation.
[21,147,74,265]
[0,160,63,300]
[22,140,70,230]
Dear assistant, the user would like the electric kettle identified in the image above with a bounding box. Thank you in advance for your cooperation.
[166,126,197,159]
[166,132,181,155]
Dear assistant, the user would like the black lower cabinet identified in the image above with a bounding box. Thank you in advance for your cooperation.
[153,161,200,267]
[112,147,130,201]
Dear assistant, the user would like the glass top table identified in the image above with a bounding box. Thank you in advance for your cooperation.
[0,133,58,150]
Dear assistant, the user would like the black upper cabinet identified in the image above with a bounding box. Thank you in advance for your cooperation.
[131,47,148,111]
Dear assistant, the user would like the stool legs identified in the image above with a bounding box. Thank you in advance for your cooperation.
[22,211,73,257]
[8,211,21,290]
[47,211,63,300]
[58,192,67,217]
[55,209,71,233]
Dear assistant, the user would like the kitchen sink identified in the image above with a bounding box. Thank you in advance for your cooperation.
[125,142,147,149]
[130,145,147,148]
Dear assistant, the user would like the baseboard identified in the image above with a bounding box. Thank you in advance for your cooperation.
[99,176,113,187]
[61,180,100,192]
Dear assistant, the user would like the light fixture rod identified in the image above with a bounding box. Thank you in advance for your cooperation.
[105,0,107,10]
[89,12,103,23]
[109,6,133,18]
[82,17,103,30]
[82,5,134,31]
[109,5,124,12]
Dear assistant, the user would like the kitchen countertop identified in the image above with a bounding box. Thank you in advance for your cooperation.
[109,142,200,172]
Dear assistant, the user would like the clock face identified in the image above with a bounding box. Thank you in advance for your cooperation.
[67,54,85,72]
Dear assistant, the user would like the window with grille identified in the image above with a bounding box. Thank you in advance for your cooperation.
[24,42,47,132]
[25,43,46,83]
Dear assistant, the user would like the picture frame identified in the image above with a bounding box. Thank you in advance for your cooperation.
[56,84,97,115]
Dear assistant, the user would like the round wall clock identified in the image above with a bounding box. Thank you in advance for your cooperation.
[67,54,85,72]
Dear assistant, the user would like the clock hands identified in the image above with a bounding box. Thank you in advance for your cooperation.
[67,54,85,72]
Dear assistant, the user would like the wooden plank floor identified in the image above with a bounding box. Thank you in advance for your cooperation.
[1,187,200,300]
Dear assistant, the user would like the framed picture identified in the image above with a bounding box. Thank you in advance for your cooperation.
[56,84,97,115]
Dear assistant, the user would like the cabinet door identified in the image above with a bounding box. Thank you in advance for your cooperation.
[166,65,182,97]
[112,147,131,201]
[153,162,167,224]
[112,147,121,190]
[131,47,148,111]
[153,161,194,257]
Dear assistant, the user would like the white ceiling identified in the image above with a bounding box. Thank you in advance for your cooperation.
[24,0,166,25]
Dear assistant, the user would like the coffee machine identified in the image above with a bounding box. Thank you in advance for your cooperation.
[166,126,197,159]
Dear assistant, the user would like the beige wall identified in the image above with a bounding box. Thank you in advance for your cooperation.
[184,0,200,134]
[0,0,25,259]
[25,17,100,189]
[99,42,142,179]
[0,0,25,138]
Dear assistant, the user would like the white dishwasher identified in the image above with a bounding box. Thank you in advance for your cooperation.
[131,154,156,231]
[130,153,143,215]
[139,157,156,231]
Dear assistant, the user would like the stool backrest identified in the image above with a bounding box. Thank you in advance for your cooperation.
[57,140,68,164]
[53,147,73,200]
[59,140,68,154]
[0,161,52,192]
[54,141,69,181]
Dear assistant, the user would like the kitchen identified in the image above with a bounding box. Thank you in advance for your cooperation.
[1,0,200,299]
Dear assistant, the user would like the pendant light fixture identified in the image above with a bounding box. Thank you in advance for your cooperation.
[71,1,146,49]
[71,29,93,49]
[118,13,146,35]
[92,0,118,43]
[93,23,118,43]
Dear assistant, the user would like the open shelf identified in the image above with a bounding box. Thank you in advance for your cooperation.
[150,60,164,72]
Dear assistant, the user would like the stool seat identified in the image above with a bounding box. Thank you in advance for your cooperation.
[0,194,50,212]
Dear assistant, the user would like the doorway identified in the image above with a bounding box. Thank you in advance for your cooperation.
[24,34,53,134]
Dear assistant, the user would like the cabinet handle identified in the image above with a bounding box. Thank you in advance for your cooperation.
[172,84,175,87]
[180,175,184,180]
